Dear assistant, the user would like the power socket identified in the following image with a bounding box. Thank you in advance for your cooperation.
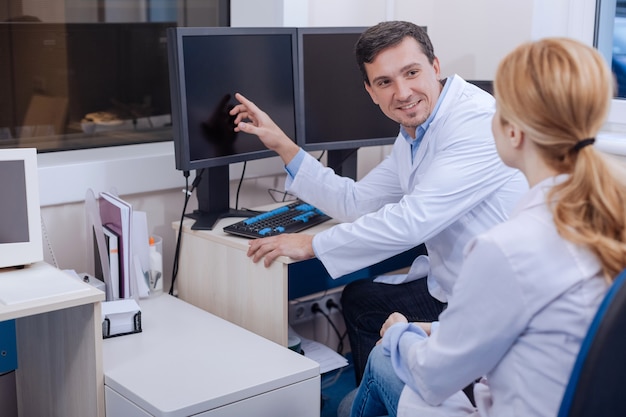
[288,288,343,325]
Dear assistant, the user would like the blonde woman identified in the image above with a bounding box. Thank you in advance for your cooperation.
[345,37,626,417]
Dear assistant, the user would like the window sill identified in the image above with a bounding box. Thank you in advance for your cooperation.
[37,141,184,207]
[36,141,286,207]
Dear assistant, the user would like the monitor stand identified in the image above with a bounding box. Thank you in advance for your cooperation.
[186,208,253,231]
[186,166,257,231]
[327,149,358,180]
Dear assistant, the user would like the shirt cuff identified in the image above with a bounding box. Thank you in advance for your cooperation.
[285,148,306,179]
[430,321,440,335]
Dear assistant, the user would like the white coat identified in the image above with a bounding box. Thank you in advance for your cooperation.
[286,74,528,302]
[382,175,609,417]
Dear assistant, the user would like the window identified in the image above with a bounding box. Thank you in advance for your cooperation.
[609,2,626,97]
[595,0,626,97]
[594,0,626,128]
[0,1,229,153]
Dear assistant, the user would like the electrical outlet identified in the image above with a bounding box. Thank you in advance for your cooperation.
[288,288,343,325]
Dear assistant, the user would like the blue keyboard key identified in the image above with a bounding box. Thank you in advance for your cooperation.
[258,227,273,236]
[293,211,316,222]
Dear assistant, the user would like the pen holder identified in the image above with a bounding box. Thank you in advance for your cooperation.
[148,235,163,297]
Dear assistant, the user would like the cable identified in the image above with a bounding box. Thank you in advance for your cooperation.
[311,303,345,353]
[267,188,297,203]
[326,298,343,314]
[169,169,202,295]
[40,215,58,268]
[326,298,349,351]
[235,161,246,210]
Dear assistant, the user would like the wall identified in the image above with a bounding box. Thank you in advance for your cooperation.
[232,0,534,80]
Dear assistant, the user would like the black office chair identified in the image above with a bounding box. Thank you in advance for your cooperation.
[466,80,493,95]
[557,267,626,417]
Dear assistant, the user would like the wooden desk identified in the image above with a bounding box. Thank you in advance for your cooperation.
[0,262,105,417]
[173,210,422,347]
[173,215,326,346]
[103,294,320,417]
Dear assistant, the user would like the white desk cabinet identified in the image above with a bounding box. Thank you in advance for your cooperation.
[103,295,320,417]
[0,262,106,417]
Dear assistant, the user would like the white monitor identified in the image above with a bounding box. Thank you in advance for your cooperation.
[0,148,43,269]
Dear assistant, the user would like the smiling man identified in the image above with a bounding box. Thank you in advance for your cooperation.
[230,21,527,384]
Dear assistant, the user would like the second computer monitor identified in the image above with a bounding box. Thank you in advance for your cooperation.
[296,27,399,153]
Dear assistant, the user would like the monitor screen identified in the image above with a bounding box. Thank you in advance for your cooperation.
[295,27,399,153]
[167,27,299,229]
[168,26,299,171]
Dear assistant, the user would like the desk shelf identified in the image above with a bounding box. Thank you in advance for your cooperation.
[0,262,105,417]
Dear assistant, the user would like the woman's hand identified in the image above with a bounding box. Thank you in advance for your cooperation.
[378,313,433,344]
[380,312,409,339]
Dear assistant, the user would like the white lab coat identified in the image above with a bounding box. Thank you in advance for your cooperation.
[382,175,608,417]
[287,74,527,302]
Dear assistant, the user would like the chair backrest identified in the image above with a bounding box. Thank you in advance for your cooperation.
[466,80,493,95]
[558,268,626,417]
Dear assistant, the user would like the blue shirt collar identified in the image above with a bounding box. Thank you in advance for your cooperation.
[401,77,451,148]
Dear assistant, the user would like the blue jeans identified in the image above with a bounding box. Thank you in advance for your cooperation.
[350,345,404,417]
[341,274,446,384]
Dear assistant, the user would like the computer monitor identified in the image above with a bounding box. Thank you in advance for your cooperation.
[295,27,399,178]
[167,26,299,229]
[0,147,43,269]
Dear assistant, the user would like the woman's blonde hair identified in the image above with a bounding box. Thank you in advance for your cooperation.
[494,37,626,281]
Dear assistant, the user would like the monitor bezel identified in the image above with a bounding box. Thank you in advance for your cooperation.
[0,147,43,269]
[167,26,300,172]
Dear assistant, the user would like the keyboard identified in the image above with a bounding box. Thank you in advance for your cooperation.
[223,200,331,239]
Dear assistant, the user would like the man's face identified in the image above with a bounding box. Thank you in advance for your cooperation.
[364,37,442,139]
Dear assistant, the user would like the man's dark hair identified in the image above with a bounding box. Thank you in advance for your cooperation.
[355,21,435,85]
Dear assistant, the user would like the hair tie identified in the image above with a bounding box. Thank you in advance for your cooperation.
[572,137,595,151]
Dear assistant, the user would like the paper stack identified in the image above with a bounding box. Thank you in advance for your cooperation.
[102,298,142,338]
